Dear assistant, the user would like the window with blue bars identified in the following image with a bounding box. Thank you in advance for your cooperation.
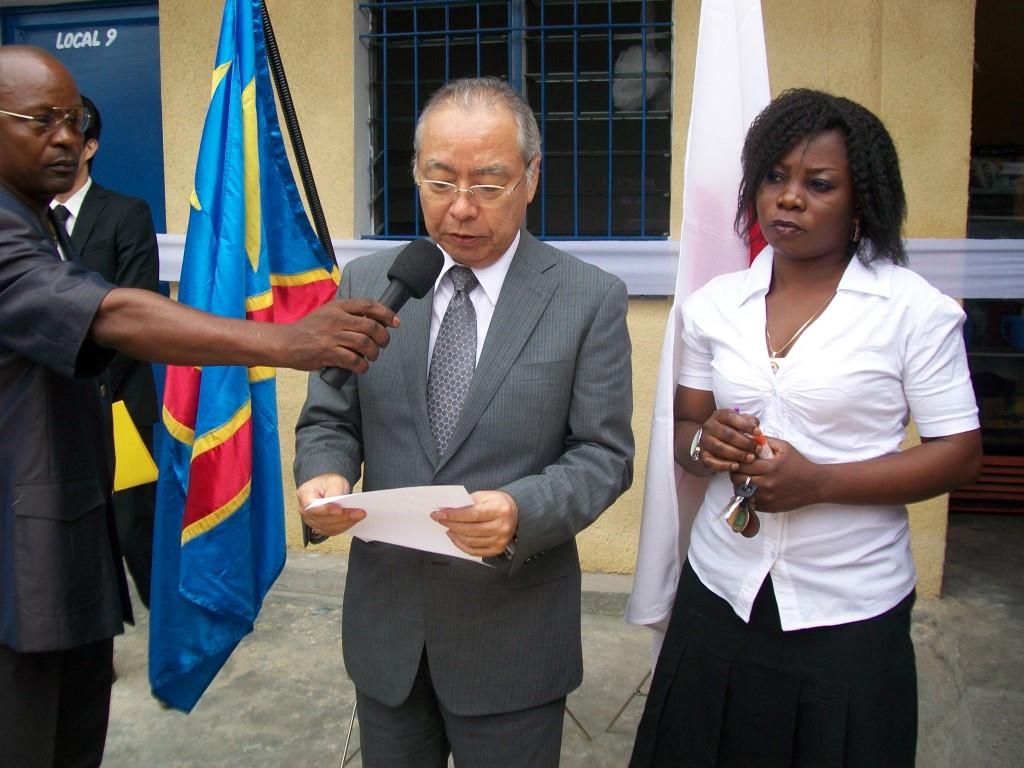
[358,0,673,240]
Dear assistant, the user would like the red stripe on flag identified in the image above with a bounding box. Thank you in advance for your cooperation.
[181,417,253,531]
[247,305,274,323]
[164,365,202,430]
[245,281,337,324]
[271,280,339,323]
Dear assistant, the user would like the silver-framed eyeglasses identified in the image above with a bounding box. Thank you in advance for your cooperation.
[0,105,91,135]
[415,174,527,207]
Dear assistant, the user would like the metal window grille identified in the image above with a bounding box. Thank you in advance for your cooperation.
[358,0,673,240]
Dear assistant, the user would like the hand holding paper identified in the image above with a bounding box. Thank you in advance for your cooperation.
[297,473,366,538]
[431,489,518,559]
[303,485,482,563]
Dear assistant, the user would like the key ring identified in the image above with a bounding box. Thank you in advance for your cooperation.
[723,476,760,537]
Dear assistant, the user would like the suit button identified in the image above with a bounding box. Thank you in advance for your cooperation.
[99,383,107,398]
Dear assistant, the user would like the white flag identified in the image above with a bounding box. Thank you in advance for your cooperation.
[626,0,771,631]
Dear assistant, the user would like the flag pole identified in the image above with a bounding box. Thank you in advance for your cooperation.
[259,0,333,260]
[259,0,331,547]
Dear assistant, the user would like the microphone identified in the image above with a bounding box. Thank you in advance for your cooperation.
[319,239,445,389]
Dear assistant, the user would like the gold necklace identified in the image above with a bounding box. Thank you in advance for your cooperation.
[765,292,836,374]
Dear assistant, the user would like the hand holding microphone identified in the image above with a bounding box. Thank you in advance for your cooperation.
[320,239,445,388]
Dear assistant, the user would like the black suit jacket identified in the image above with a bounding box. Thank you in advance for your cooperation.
[0,183,131,652]
[70,182,160,426]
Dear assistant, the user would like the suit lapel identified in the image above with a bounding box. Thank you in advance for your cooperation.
[70,183,107,251]
[436,232,557,469]
[397,281,438,461]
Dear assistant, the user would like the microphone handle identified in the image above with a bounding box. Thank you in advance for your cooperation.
[318,280,413,389]
[319,364,352,390]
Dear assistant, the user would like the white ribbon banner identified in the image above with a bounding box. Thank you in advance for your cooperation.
[157,235,1024,300]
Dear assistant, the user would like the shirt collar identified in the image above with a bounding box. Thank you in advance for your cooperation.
[50,175,92,219]
[434,230,519,306]
[736,246,774,306]
[737,245,893,306]
[837,250,892,298]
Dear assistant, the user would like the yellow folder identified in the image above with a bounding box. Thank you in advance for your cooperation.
[112,400,158,491]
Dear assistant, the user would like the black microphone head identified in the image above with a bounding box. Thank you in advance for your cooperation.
[386,240,445,299]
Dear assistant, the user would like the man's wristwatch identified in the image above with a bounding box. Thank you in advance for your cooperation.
[503,534,518,560]
[689,427,704,462]
[484,534,518,567]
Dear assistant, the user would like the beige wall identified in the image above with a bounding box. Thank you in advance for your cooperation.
[159,1,976,595]
[160,0,354,237]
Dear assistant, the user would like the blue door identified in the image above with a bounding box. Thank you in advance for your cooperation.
[2,2,167,232]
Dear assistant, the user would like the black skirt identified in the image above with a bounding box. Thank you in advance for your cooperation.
[630,561,917,768]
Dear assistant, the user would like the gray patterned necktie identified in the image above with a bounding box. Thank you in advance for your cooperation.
[428,266,479,455]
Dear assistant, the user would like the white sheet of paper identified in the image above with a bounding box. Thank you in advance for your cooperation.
[304,485,483,564]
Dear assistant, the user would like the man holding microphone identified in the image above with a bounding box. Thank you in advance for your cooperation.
[0,45,396,767]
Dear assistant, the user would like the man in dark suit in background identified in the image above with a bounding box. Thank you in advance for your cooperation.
[0,46,398,768]
[51,95,160,608]
[295,77,634,767]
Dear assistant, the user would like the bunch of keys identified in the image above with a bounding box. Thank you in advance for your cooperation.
[718,477,760,537]
[715,426,773,537]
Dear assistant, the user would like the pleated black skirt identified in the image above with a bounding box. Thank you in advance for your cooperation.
[630,561,917,768]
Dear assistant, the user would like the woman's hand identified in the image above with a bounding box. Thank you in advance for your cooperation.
[734,431,982,512]
[731,437,824,512]
[674,387,771,476]
[694,408,762,473]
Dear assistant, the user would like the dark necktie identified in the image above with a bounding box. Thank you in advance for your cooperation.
[427,266,479,455]
[49,205,77,262]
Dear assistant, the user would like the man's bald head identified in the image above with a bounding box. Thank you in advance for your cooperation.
[0,46,83,211]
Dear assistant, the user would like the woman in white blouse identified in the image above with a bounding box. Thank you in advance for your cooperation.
[631,89,982,767]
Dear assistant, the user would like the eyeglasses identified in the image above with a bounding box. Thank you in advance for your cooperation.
[415,174,528,207]
[0,105,91,135]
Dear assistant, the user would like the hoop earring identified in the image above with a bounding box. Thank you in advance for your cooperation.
[851,221,861,243]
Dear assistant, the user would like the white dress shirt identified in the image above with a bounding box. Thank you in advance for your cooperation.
[49,176,92,235]
[428,231,520,366]
[679,248,979,630]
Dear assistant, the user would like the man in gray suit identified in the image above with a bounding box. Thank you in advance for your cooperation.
[295,77,634,767]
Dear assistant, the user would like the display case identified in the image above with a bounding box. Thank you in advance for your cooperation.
[967,147,1024,239]
[950,299,1024,513]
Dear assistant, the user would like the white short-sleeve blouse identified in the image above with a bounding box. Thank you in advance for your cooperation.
[678,248,979,630]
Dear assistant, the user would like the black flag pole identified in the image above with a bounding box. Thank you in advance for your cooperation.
[260,0,330,547]
[260,0,334,262]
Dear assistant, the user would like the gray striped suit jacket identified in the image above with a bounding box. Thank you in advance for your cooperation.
[294,231,634,716]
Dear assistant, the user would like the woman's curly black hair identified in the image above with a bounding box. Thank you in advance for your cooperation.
[734,88,907,265]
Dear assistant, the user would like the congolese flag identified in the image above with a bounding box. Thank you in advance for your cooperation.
[149,0,339,712]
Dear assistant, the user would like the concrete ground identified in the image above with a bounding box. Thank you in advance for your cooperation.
[104,513,1024,767]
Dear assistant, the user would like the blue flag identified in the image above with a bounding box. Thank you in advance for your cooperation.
[149,0,339,712]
